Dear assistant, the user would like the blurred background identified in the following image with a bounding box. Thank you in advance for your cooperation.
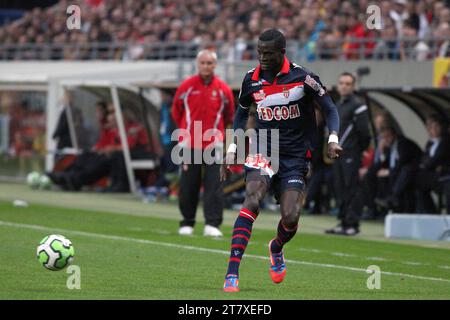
[0,1,449,240]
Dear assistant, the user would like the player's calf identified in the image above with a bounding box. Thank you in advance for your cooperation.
[268,194,301,284]
[223,207,258,291]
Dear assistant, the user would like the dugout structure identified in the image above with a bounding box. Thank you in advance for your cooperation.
[0,62,177,192]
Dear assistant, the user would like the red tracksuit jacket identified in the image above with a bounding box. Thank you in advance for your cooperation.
[171,74,235,149]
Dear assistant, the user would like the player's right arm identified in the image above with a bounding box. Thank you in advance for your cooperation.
[221,74,252,180]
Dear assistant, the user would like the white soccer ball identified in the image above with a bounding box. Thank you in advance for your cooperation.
[39,175,52,190]
[36,234,75,271]
[27,172,41,189]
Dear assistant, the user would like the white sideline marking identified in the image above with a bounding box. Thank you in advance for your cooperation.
[403,261,426,266]
[330,252,356,258]
[366,257,388,261]
[1,220,450,284]
[298,248,432,267]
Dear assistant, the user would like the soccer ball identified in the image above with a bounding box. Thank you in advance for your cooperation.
[36,235,75,271]
[39,175,52,190]
[27,171,41,189]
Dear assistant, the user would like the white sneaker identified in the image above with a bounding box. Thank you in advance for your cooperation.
[178,226,194,236]
[203,225,223,237]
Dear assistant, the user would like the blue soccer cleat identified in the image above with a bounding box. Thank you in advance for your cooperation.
[268,239,286,284]
[223,274,240,292]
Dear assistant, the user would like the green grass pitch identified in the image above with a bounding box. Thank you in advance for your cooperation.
[0,183,449,299]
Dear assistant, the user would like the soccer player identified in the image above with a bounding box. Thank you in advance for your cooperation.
[221,29,342,292]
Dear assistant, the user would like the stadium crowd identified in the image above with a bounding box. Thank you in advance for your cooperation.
[0,0,450,60]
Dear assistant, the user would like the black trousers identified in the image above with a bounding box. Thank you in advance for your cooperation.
[305,165,333,214]
[68,152,111,189]
[178,149,223,228]
[353,164,415,216]
[415,170,440,213]
[390,164,416,212]
[333,150,362,228]
[360,164,379,212]
[444,180,450,214]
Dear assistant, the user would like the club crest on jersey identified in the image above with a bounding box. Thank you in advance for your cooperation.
[212,90,217,97]
[305,75,325,96]
[253,89,266,101]
[283,87,289,98]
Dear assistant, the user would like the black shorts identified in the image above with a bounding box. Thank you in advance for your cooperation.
[244,153,310,199]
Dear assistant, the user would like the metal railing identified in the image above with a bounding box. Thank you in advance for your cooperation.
[0,37,449,61]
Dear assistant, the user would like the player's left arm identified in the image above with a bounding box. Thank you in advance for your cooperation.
[304,73,342,159]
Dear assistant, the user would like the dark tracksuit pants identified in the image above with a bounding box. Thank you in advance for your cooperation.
[390,164,416,212]
[415,170,440,213]
[444,180,450,214]
[305,165,333,214]
[179,148,223,228]
[66,152,111,190]
[333,149,362,228]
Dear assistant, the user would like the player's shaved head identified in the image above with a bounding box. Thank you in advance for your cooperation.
[257,29,286,73]
[258,29,286,51]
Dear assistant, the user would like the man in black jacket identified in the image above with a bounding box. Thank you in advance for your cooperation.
[326,72,371,236]
[374,126,423,212]
[415,115,450,213]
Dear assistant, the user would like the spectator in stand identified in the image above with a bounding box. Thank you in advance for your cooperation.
[435,22,450,57]
[406,0,430,39]
[390,0,410,38]
[343,13,376,60]
[399,20,430,60]
[373,17,400,60]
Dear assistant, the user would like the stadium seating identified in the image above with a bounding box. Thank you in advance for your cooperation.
[0,0,449,61]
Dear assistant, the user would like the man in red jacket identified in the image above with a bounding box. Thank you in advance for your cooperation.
[171,49,235,237]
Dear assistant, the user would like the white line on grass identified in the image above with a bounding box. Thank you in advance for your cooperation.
[1,220,449,284]
[297,246,434,267]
